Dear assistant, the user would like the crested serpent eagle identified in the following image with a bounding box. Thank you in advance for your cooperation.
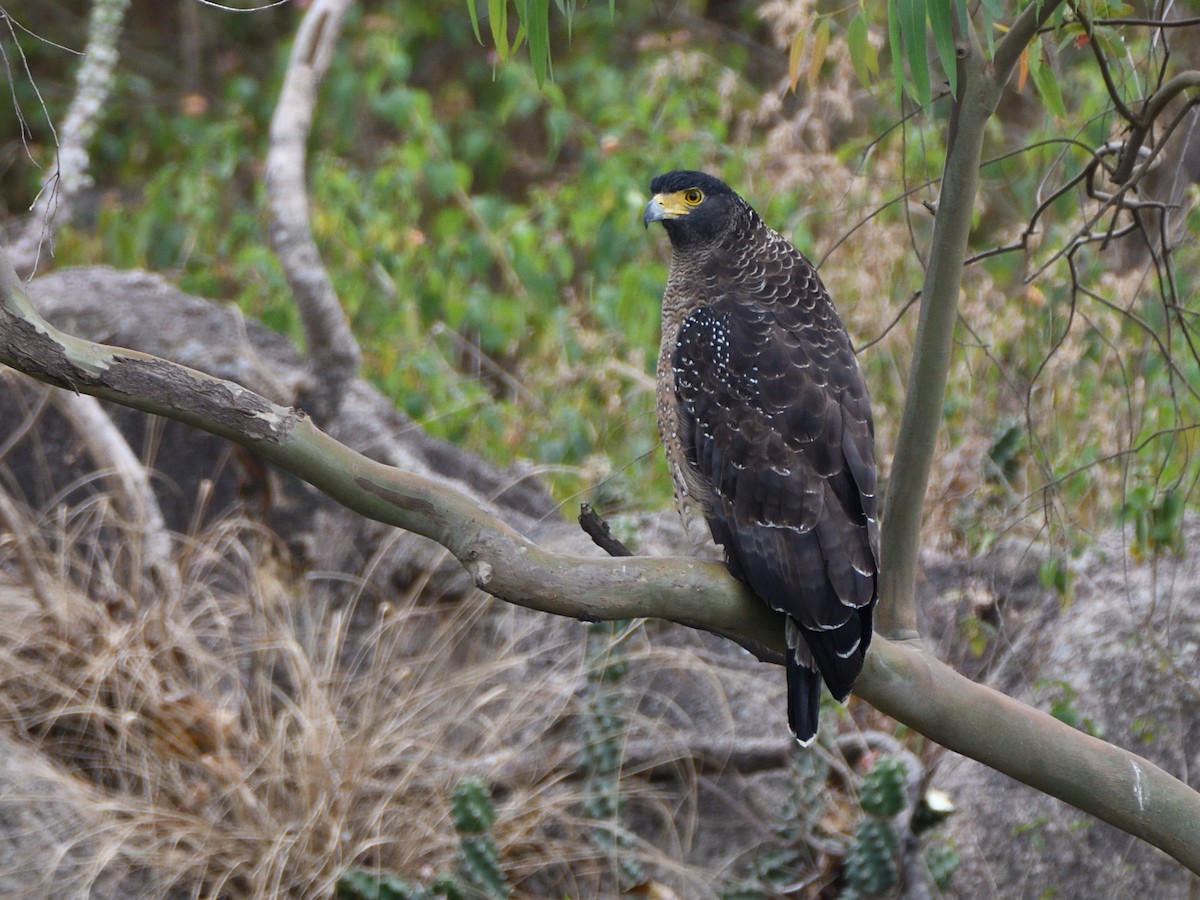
[644,170,879,746]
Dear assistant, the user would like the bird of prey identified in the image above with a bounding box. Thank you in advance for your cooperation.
[644,170,879,746]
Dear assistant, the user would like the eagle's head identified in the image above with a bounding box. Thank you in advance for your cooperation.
[644,170,742,248]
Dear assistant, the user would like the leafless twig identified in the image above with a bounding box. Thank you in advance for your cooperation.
[8,0,130,278]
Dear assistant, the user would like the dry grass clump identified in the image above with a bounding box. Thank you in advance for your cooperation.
[0,486,735,898]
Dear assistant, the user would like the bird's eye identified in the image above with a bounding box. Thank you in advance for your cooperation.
[683,189,704,205]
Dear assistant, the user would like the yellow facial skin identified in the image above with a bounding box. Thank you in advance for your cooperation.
[643,188,705,226]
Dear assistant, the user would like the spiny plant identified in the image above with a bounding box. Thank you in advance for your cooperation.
[842,754,959,897]
[449,777,510,899]
[843,756,906,896]
[336,776,510,900]
[578,619,643,890]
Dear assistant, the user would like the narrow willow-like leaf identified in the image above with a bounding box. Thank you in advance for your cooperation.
[979,0,1003,57]
[847,11,877,88]
[928,0,957,97]
[1028,35,1066,117]
[788,30,806,94]
[808,18,830,90]
[489,0,509,60]
[528,0,551,86]
[466,0,483,44]
[887,0,905,106]
[900,0,930,106]
[517,0,530,49]
[553,0,574,42]
[1023,31,1039,85]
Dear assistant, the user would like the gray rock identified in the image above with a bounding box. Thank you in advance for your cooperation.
[935,522,1200,897]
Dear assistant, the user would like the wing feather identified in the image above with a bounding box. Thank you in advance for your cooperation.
[673,264,878,702]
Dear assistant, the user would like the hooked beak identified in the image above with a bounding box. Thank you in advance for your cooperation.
[643,191,693,228]
[643,195,667,228]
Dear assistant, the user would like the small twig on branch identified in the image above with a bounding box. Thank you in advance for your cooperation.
[578,503,633,557]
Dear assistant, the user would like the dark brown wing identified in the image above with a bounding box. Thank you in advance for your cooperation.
[672,263,878,704]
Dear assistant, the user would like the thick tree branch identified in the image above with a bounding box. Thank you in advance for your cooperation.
[0,249,1198,873]
[265,0,361,422]
[879,0,1069,637]
[879,47,991,637]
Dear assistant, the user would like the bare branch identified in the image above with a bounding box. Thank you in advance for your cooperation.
[8,0,131,278]
[1071,3,1141,125]
[264,0,361,423]
[49,390,181,599]
[1093,15,1200,28]
[1114,71,1200,184]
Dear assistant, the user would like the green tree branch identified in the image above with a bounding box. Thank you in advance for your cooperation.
[879,0,1070,636]
[1,248,1198,874]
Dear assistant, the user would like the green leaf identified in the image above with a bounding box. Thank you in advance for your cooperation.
[897,0,931,107]
[466,0,483,44]
[511,19,526,54]
[979,0,1003,57]
[847,12,876,88]
[899,0,930,107]
[1027,35,1066,117]
[808,18,830,90]
[553,0,574,41]
[928,0,957,97]
[523,0,551,85]
[488,0,509,61]
[887,0,905,106]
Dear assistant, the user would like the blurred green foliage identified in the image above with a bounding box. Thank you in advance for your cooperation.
[7,1,771,512]
[4,0,1198,550]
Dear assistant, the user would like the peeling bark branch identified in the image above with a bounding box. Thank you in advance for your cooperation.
[0,250,1198,873]
[264,0,361,422]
